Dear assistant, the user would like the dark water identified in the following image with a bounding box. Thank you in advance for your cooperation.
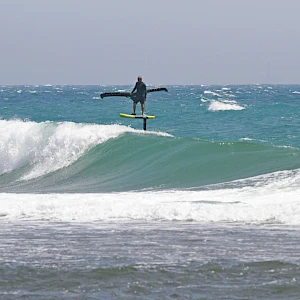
[1,221,300,299]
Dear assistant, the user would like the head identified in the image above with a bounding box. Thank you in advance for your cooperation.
[137,76,142,82]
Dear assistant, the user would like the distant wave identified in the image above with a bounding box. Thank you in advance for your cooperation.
[201,97,245,111]
[204,90,222,97]
[201,90,245,111]
[208,100,245,111]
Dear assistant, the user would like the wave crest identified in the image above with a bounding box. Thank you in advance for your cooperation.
[208,100,245,111]
[0,120,131,179]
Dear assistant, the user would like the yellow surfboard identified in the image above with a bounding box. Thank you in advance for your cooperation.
[120,113,155,119]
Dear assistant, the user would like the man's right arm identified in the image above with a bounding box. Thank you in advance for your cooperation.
[131,83,137,93]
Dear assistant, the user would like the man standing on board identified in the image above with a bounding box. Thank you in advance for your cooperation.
[131,76,147,115]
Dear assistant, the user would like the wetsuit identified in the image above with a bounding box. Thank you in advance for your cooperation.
[131,81,147,104]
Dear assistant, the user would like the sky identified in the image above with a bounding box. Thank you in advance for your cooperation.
[1,0,300,85]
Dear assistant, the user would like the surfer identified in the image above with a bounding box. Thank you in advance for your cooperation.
[131,76,147,115]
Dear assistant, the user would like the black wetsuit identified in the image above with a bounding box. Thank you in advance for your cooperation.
[131,81,147,104]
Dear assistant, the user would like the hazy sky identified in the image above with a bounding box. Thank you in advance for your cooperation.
[1,0,300,85]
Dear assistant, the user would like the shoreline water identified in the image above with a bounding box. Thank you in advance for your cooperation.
[1,220,300,299]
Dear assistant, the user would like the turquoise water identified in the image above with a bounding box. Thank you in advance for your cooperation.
[1,85,300,298]
[1,85,300,193]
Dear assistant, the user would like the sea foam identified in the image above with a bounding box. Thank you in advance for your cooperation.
[0,178,299,224]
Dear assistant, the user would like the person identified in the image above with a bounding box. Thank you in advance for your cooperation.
[130,76,147,115]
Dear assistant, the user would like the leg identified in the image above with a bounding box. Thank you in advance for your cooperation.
[133,102,136,114]
[141,103,145,115]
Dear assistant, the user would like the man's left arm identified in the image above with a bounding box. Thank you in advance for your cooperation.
[143,83,147,100]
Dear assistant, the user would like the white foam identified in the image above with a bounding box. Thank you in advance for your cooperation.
[204,90,221,97]
[208,100,245,111]
[0,182,300,224]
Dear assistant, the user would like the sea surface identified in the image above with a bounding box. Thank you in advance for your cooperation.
[0,84,300,299]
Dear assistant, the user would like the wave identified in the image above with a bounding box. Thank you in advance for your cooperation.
[201,96,245,111]
[1,181,300,224]
[0,120,130,177]
[201,91,245,111]
[208,100,245,111]
[0,119,299,193]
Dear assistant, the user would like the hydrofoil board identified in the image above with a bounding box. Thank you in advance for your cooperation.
[120,113,155,119]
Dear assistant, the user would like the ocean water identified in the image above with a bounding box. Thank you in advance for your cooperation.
[1,84,300,299]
